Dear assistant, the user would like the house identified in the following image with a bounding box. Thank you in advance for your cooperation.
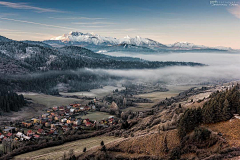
[52,106,58,111]
[61,118,67,123]
[47,109,53,113]
[62,125,70,131]
[54,116,60,121]
[72,124,79,129]
[27,130,34,137]
[80,107,84,111]
[37,129,45,135]
[70,103,81,108]
[42,113,49,118]
[73,119,82,125]
[23,135,31,140]
[16,132,24,138]
[108,118,114,124]
[0,133,5,142]
[33,134,40,139]
[32,118,40,124]
[45,122,51,127]
[70,108,75,113]
[59,106,65,111]
[6,132,12,137]
[67,119,74,124]
[84,105,90,111]
[3,127,16,133]
[85,121,92,127]
[83,118,89,124]
[22,121,32,127]
[51,123,62,129]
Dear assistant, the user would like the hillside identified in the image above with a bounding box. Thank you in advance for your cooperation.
[75,83,240,160]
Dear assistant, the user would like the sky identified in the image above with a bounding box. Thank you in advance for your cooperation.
[0,0,239,49]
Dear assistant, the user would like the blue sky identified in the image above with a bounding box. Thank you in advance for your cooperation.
[0,0,239,48]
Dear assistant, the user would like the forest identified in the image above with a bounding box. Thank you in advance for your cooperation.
[0,86,26,113]
[178,84,240,138]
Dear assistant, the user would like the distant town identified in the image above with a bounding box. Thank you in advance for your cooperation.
[0,98,118,154]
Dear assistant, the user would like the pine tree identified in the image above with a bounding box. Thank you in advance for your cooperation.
[223,99,232,120]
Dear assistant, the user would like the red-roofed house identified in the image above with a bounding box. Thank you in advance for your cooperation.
[85,121,92,127]
[27,130,34,137]
[7,132,12,137]
[34,134,40,139]
[37,129,45,135]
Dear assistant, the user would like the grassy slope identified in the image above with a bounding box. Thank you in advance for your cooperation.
[204,118,240,148]
[15,136,122,160]
[124,85,198,112]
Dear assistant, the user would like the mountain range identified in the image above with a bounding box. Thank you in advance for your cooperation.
[0,35,204,74]
[44,31,235,53]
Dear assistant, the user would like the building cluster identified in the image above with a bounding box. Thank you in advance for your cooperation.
[0,102,117,143]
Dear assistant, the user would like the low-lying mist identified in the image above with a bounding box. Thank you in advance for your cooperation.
[95,52,240,85]
[4,52,240,94]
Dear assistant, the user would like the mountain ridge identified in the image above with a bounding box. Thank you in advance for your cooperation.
[45,31,235,52]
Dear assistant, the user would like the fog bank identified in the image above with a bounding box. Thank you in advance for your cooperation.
[97,52,240,85]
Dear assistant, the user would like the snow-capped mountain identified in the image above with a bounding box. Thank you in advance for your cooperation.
[167,42,234,51]
[48,31,167,49]
[45,31,235,53]
[51,31,119,45]
[167,42,208,50]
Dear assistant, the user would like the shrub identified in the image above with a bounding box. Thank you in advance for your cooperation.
[193,127,211,142]
[170,146,181,160]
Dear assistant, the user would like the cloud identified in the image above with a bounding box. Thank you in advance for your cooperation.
[0,1,62,13]
[0,17,79,30]
[49,17,106,20]
[228,5,240,19]
[73,22,116,25]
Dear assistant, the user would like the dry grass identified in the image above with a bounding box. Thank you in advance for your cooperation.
[14,136,122,160]
[204,118,240,148]
[109,129,180,157]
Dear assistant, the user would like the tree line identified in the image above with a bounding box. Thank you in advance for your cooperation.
[178,84,240,138]
[0,86,26,112]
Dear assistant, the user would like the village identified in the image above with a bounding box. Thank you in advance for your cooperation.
[0,98,118,152]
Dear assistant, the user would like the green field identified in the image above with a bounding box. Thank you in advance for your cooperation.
[23,93,88,108]
[80,112,114,121]
[123,85,199,112]
[15,136,122,160]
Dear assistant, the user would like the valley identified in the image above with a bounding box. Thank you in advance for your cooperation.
[9,81,240,160]
[0,0,239,159]
[0,35,239,160]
